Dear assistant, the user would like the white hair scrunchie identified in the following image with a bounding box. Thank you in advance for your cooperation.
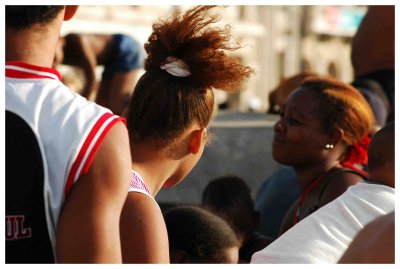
[160,56,191,77]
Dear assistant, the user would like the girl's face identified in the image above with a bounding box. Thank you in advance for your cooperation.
[272,88,331,167]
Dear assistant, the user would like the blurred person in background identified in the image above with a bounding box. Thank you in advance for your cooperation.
[350,5,394,126]
[254,166,299,239]
[54,32,144,115]
[202,175,272,263]
[165,206,240,264]
[267,72,317,115]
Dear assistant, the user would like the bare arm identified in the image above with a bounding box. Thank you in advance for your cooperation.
[120,193,170,263]
[56,122,131,263]
[66,34,98,99]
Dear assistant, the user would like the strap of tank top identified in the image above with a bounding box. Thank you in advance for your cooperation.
[316,168,368,208]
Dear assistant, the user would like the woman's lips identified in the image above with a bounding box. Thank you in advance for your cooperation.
[273,135,285,145]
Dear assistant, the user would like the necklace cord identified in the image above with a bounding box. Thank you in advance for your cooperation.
[294,174,324,224]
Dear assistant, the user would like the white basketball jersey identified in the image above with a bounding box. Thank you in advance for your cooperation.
[6,61,124,260]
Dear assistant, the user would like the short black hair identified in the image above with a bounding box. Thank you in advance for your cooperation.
[368,122,394,173]
[202,175,253,211]
[202,175,255,237]
[164,206,239,263]
[6,6,64,29]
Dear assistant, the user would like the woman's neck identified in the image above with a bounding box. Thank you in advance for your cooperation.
[295,161,340,190]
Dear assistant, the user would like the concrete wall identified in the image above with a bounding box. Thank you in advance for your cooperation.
[156,111,283,205]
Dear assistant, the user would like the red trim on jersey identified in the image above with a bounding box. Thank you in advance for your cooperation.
[5,61,62,80]
[6,69,59,80]
[80,116,123,175]
[120,117,127,125]
[64,113,125,197]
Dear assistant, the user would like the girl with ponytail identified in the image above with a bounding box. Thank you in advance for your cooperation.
[120,6,253,263]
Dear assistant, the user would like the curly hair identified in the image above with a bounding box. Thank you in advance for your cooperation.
[126,6,254,147]
[165,206,239,263]
[300,77,374,147]
[6,6,64,29]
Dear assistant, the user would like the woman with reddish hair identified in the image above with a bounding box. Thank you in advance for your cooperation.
[119,6,253,263]
[275,77,375,235]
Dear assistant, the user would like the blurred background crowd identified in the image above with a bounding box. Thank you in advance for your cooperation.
[60,5,369,112]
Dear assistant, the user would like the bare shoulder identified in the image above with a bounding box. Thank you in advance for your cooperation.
[319,169,364,206]
[122,192,165,225]
[56,121,131,262]
[338,212,394,263]
[100,120,130,150]
[88,121,131,193]
[120,192,169,263]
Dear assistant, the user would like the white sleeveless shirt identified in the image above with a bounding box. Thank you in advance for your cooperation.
[6,61,124,254]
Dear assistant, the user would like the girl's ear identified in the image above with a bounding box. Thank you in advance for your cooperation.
[189,128,207,154]
[64,6,78,21]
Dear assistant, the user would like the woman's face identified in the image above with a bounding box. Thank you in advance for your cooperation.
[272,88,330,167]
